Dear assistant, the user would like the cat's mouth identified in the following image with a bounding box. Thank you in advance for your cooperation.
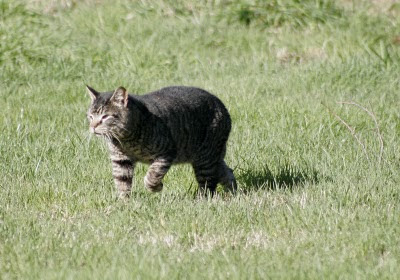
[90,127,104,136]
[90,129,103,136]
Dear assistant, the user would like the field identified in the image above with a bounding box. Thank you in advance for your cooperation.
[1,0,400,278]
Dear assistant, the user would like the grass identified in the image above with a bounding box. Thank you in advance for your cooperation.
[1,0,400,278]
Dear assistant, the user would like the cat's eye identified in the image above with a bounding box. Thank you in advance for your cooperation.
[102,114,110,120]
[89,115,93,120]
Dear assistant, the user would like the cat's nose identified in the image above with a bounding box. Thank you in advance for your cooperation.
[91,119,102,127]
[90,120,102,133]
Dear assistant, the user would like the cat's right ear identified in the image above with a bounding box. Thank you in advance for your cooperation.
[86,85,99,101]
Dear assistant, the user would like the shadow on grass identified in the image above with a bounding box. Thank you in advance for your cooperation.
[236,164,320,193]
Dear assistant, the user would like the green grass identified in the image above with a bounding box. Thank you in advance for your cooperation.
[1,0,400,278]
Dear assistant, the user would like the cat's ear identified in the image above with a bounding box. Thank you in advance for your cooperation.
[86,85,99,101]
[111,86,128,107]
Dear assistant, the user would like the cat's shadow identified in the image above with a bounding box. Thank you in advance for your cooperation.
[236,164,320,192]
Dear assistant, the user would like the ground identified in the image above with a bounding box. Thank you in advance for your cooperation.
[1,0,400,278]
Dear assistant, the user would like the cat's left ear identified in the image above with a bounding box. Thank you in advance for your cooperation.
[111,86,128,107]
[86,85,99,101]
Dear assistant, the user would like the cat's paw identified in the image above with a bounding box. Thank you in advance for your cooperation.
[144,176,163,192]
[117,191,131,200]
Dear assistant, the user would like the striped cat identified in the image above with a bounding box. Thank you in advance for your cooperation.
[86,85,237,198]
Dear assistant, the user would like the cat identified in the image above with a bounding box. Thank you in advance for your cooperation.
[85,85,237,198]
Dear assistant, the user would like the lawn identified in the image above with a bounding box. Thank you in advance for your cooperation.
[1,0,400,278]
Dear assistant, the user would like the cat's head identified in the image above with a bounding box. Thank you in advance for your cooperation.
[85,85,130,139]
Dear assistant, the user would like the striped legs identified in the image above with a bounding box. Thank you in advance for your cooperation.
[108,141,135,198]
[111,158,135,199]
[144,159,172,192]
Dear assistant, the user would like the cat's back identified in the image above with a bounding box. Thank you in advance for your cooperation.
[141,85,213,100]
[137,86,226,115]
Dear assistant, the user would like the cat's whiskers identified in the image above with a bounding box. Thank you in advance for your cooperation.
[114,124,129,134]
[106,132,115,142]
[118,125,129,132]
[110,130,123,146]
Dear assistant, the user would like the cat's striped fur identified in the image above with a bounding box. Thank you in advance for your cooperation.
[86,85,237,198]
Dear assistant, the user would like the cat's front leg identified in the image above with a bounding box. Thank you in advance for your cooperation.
[144,159,172,192]
[108,141,135,198]
[110,157,135,199]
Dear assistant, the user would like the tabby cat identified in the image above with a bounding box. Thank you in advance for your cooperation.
[86,85,237,198]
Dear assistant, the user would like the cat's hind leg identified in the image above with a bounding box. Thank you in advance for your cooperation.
[218,161,237,193]
[144,158,172,192]
[192,161,220,196]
